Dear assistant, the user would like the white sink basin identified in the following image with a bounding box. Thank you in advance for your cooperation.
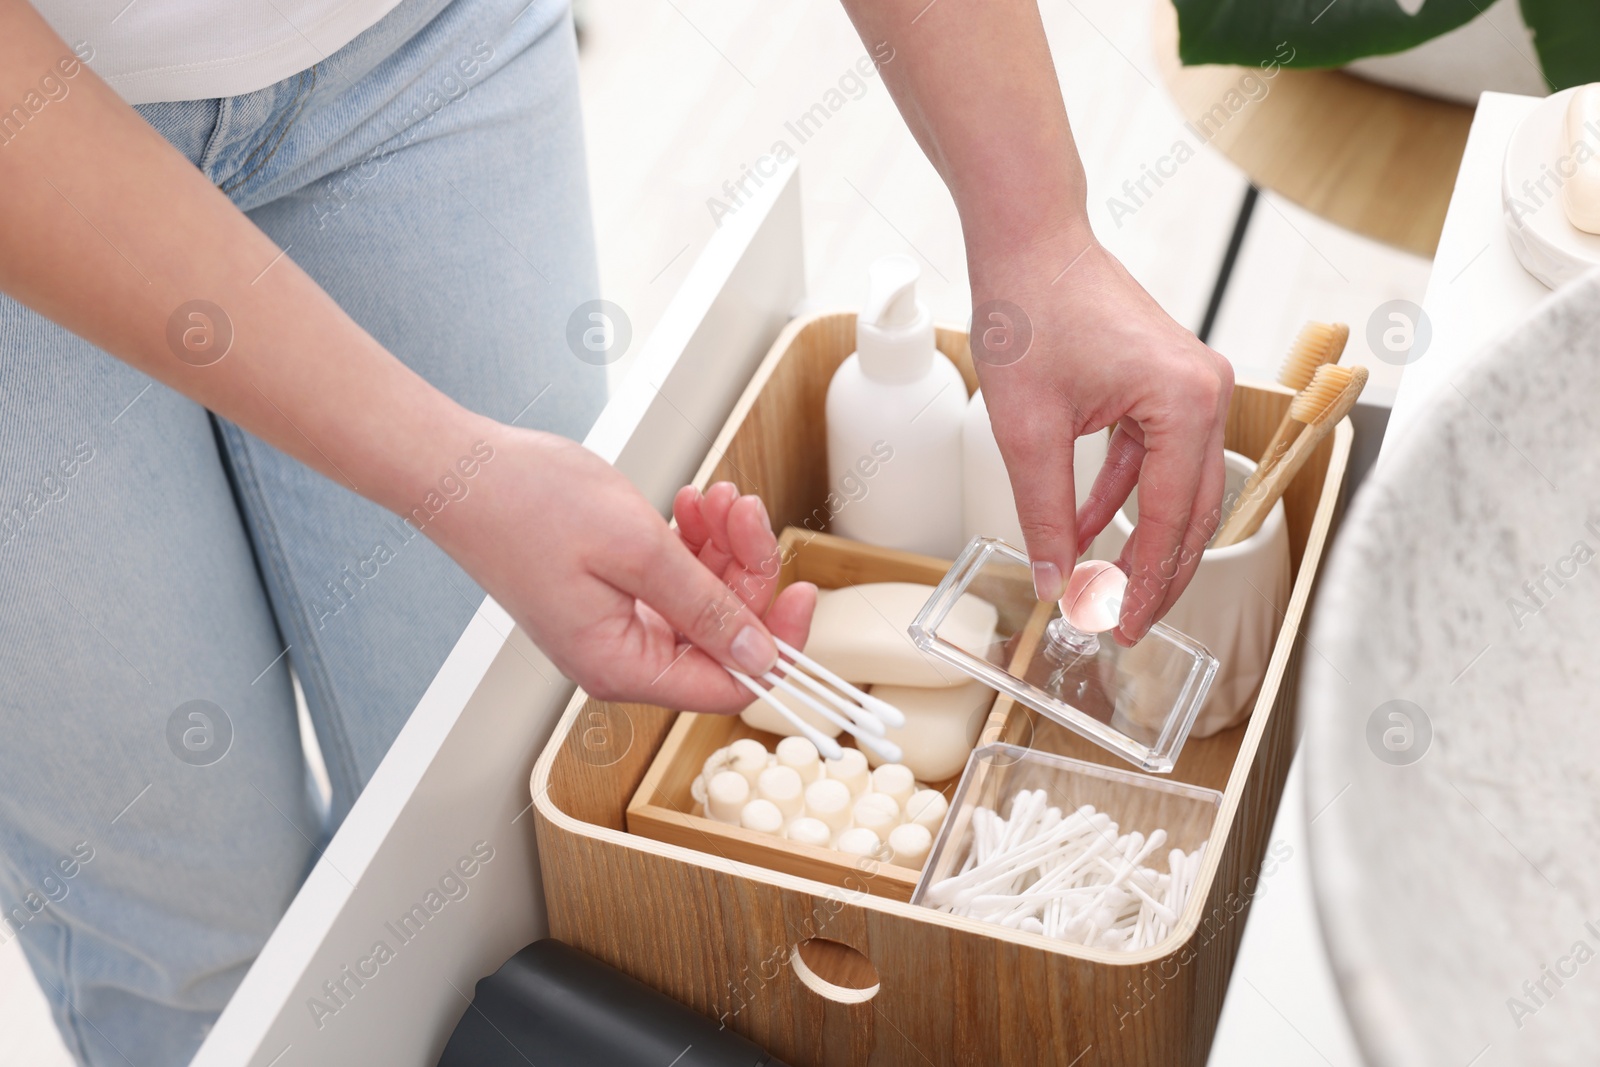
[1304,270,1600,1066]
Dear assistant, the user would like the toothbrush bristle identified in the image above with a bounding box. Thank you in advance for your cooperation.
[1278,322,1349,391]
[1290,364,1355,423]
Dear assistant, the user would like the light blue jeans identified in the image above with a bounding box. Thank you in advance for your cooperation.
[0,0,604,1061]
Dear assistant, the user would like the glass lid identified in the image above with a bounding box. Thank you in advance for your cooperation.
[907,538,1218,773]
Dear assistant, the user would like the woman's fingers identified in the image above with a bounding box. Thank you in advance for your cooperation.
[1112,357,1230,642]
[1113,420,1208,642]
[1075,420,1144,555]
[990,401,1079,603]
[684,481,749,578]
[595,581,819,716]
[597,480,814,711]
[673,485,712,553]
[724,493,783,609]
[605,514,781,678]
[726,492,777,570]
[699,481,739,556]
[763,580,817,649]
[1146,416,1227,625]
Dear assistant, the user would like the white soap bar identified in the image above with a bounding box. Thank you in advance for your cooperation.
[870,763,916,809]
[806,582,998,688]
[852,792,900,835]
[836,827,882,858]
[727,738,771,786]
[904,789,949,832]
[864,680,993,781]
[775,736,823,782]
[707,771,750,824]
[756,765,804,820]
[804,778,853,832]
[740,799,784,835]
[786,817,833,847]
[823,747,870,797]
[737,685,842,739]
[888,822,932,868]
[1566,85,1600,234]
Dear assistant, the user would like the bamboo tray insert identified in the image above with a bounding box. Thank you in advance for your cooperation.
[626,526,1019,903]
[531,311,1353,1066]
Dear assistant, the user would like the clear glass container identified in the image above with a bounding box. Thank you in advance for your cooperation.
[907,538,1219,773]
[910,744,1224,925]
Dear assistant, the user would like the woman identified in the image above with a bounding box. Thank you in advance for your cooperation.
[0,0,1231,1060]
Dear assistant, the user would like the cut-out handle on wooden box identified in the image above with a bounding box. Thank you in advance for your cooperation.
[789,938,881,1004]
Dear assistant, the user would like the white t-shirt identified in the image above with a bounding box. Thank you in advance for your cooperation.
[32,0,404,104]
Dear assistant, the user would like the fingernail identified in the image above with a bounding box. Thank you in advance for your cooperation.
[731,625,777,674]
[1031,560,1063,602]
[760,506,773,536]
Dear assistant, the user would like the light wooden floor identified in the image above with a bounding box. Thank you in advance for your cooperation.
[0,0,1430,1062]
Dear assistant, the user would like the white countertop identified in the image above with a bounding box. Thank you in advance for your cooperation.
[1385,92,1550,468]
[1207,90,1548,1067]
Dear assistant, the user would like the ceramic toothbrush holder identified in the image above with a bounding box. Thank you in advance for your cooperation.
[1103,449,1291,738]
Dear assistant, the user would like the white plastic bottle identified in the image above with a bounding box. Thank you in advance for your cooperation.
[826,254,966,557]
[961,389,1110,553]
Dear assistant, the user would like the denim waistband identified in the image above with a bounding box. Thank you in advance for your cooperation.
[133,0,569,207]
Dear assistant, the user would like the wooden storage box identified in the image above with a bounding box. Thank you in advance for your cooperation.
[532,312,1352,1065]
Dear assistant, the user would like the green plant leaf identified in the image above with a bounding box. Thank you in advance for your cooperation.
[1518,0,1600,90]
[1174,0,1484,70]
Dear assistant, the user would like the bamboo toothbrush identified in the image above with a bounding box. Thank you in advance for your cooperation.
[1221,322,1348,537]
[1213,363,1367,547]
[1253,322,1349,478]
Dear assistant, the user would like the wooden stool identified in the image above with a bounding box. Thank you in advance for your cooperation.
[1152,0,1474,259]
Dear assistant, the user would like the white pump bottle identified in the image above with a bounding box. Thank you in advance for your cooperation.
[825,254,966,558]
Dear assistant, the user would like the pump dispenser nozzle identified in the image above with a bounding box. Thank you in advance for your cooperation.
[863,255,921,329]
[857,253,936,383]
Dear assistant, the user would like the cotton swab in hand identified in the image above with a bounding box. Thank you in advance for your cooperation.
[770,660,887,736]
[757,670,903,763]
[727,670,845,761]
[773,637,906,729]
[723,637,908,762]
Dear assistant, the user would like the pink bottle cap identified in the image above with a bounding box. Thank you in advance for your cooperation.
[1061,560,1127,634]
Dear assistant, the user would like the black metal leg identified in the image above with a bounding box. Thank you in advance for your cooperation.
[1197,182,1259,345]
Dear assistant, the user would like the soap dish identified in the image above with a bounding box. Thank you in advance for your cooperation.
[909,538,1218,773]
[1503,86,1600,290]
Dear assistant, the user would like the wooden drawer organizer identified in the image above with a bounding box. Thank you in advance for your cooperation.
[532,312,1352,1066]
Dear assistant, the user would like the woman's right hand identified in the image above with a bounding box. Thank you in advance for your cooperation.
[427,419,815,714]
[0,3,815,716]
